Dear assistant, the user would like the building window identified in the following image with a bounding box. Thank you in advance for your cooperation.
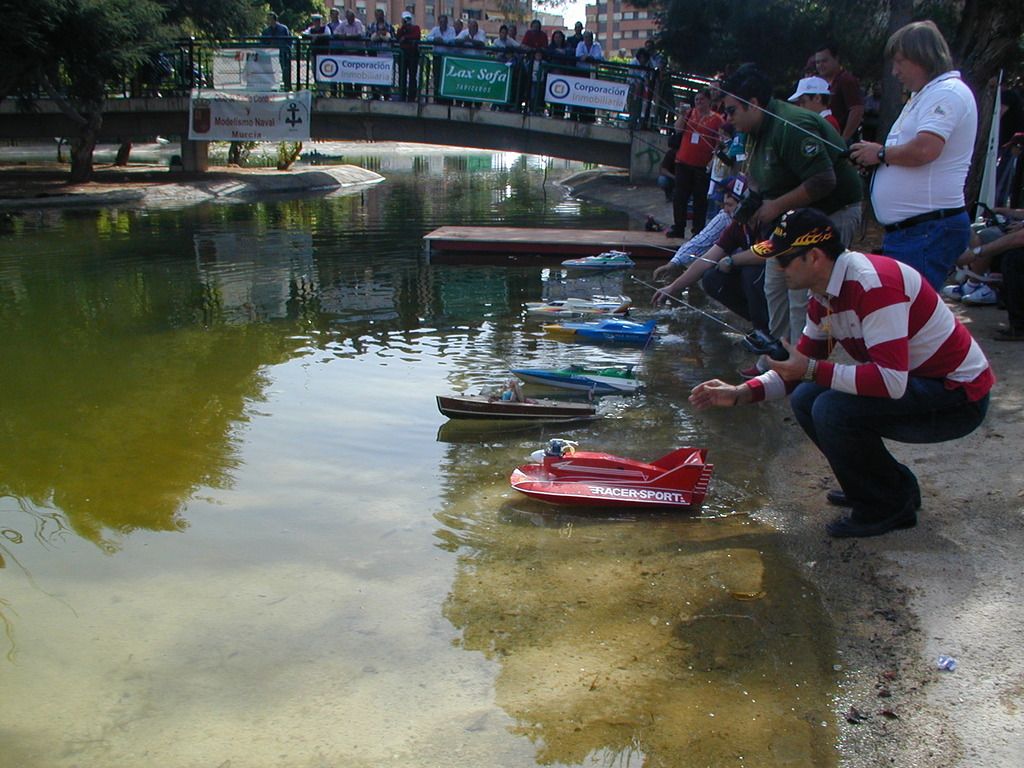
[598,13,606,21]
[613,13,622,20]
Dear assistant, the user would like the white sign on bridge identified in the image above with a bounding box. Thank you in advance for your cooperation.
[188,90,311,142]
[315,55,394,85]
[212,48,284,90]
[544,74,630,112]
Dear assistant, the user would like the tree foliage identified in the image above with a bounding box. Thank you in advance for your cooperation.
[646,0,1024,97]
[0,0,270,181]
[163,0,264,37]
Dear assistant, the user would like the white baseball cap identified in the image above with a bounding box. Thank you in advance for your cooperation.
[788,76,831,102]
[401,11,413,19]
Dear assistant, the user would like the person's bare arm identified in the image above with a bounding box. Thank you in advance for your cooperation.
[850,132,944,168]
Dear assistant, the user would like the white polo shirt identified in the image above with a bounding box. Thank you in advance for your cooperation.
[870,71,977,226]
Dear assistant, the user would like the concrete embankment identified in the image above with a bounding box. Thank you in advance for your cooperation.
[0,165,384,210]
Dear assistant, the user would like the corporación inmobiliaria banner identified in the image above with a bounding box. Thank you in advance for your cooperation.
[544,74,630,112]
[438,56,512,104]
[315,54,394,86]
[188,48,311,141]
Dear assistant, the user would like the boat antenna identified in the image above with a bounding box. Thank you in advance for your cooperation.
[630,276,748,336]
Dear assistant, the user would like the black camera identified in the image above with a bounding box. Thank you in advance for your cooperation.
[732,188,764,225]
[742,329,788,361]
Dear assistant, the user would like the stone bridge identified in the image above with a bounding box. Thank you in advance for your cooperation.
[0,96,670,181]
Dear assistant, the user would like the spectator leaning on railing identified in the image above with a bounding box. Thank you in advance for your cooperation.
[455,19,488,51]
[326,8,343,35]
[429,15,456,104]
[396,11,421,102]
[335,10,365,42]
[262,12,291,39]
[370,9,394,38]
[520,20,548,51]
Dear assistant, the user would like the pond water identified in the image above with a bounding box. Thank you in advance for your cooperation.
[0,150,838,767]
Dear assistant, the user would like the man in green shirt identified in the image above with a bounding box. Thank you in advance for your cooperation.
[720,64,862,361]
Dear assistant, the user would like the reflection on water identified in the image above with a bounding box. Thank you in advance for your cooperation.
[0,152,836,767]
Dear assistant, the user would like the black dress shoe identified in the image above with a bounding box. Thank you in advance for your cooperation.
[826,507,918,538]
[826,489,853,507]
[826,488,922,510]
[665,226,685,238]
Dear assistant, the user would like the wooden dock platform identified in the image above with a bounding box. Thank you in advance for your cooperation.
[423,226,682,262]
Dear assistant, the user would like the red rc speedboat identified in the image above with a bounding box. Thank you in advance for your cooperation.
[510,440,713,510]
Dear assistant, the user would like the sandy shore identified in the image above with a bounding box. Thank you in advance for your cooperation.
[565,169,1024,768]
[2,161,1020,766]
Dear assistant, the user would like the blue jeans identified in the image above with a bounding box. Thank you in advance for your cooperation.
[882,212,970,290]
[790,379,989,519]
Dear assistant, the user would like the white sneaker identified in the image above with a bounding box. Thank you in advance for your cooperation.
[941,280,982,301]
[961,284,998,305]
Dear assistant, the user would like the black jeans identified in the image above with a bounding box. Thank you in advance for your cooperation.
[999,247,1024,330]
[700,263,769,331]
[673,162,709,234]
[791,380,989,519]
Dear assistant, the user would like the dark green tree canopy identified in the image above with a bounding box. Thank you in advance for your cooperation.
[643,0,1023,95]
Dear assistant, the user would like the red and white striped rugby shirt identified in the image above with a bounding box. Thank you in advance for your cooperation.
[748,250,995,402]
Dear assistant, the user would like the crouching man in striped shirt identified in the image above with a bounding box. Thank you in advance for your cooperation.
[689,208,994,538]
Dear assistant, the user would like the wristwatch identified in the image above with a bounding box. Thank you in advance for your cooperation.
[972,245,983,257]
[803,358,818,382]
[877,147,888,166]
[721,255,733,269]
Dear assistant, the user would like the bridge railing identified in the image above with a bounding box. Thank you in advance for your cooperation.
[108,37,714,133]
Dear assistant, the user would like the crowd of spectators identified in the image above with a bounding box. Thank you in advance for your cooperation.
[258,10,663,114]
[672,22,1004,538]
[655,19,1024,369]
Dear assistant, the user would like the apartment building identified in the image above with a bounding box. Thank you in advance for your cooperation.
[585,0,659,58]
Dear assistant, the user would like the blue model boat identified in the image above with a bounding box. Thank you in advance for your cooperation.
[543,318,657,345]
[510,366,643,394]
[561,250,636,270]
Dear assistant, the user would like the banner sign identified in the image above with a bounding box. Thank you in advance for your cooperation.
[544,74,630,112]
[438,56,512,103]
[212,48,283,91]
[189,90,312,141]
[315,55,394,85]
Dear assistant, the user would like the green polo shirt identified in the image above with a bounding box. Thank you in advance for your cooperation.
[747,99,861,214]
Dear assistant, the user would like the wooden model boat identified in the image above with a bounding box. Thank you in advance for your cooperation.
[436,394,597,421]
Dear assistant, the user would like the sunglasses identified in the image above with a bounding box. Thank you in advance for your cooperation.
[775,248,810,268]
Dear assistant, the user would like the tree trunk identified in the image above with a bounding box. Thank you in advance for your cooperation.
[953,0,1024,209]
[114,141,132,166]
[69,112,103,182]
[953,0,1024,91]
[877,0,913,140]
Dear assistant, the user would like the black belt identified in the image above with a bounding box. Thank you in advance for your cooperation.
[883,207,966,233]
